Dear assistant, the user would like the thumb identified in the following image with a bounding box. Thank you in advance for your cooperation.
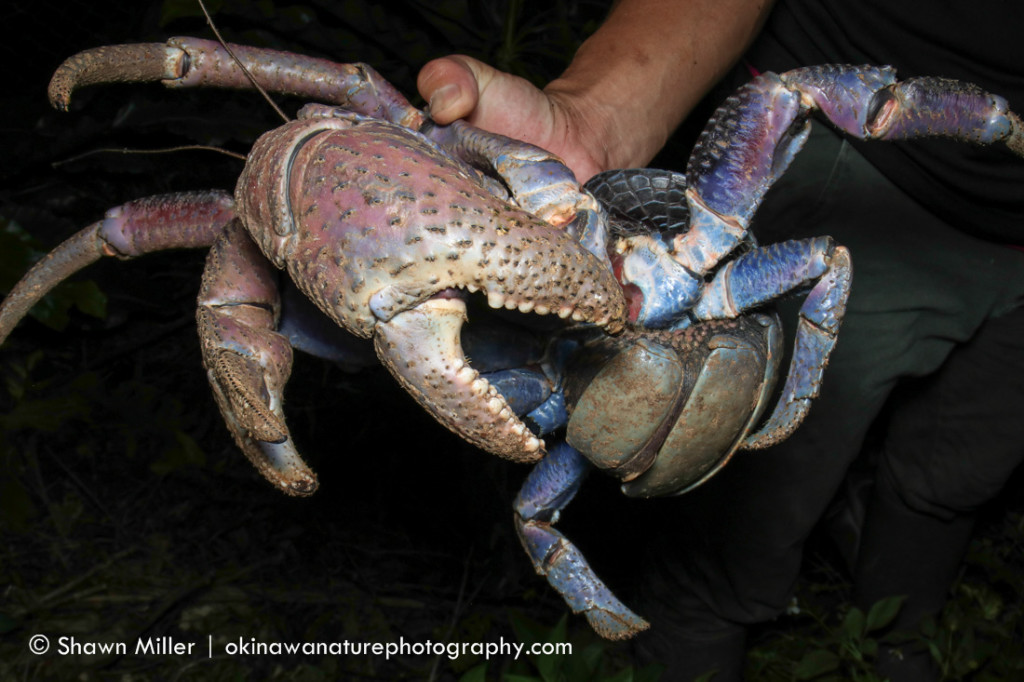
[417,55,490,124]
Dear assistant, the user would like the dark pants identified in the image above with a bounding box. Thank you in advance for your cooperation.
[633,123,1024,680]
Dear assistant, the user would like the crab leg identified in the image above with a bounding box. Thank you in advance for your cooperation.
[514,441,649,640]
[667,64,1023,282]
[48,38,425,129]
[780,65,1024,157]
[198,222,316,496]
[0,191,234,345]
[693,238,852,447]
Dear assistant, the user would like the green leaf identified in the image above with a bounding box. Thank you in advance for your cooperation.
[508,609,549,648]
[794,649,840,679]
[534,614,569,681]
[634,663,666,682]
[0,612,18,635]
[150,430,207,475]
[842,607,867,640]
[919,617,938,639]
[865,596,906,633]
[603,669,633,682]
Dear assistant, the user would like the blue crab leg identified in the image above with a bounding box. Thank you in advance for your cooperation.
[481,370,568,435]
[780,65,1024,156]
[657,64,1023,285]
[479,368,553,416]
[514,441,649,640]
[0,191,235,345]
[277,284,377,372]
[693,238,852,448]
[197,221,317,496]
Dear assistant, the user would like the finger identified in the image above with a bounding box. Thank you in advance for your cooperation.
[417,55,483,123]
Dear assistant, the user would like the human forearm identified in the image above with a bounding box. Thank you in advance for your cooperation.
[548,0,774,171]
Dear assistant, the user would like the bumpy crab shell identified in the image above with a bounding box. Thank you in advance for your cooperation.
[234,109,626,464]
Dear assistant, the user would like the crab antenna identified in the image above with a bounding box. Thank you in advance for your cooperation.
[196,0,290,124]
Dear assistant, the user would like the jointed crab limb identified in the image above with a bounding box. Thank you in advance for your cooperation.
[0,191,235,344]
[197,221,316,496]
[514,442,649,640]
[662,64,1024,286]
[49,37,425,129]
[692,238,853,448]
[780,65,1024,156]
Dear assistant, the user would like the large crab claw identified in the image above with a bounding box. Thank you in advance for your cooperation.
[233,111,626,464]
[42,37,628,466]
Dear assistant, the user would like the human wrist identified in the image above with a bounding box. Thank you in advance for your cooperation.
[543,72,670,176]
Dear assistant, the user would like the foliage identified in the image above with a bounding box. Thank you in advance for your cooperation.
[746,506,1024,681]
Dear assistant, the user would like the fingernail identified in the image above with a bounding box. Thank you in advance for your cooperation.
[428,83,461,119]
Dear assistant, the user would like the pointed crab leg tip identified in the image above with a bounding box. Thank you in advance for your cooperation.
[281,475,319,497]
[586,609,651,640]
[47,43,180,111]
[248,439,319,497]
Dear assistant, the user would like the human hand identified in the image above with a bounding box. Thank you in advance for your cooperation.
[417,55,609,182]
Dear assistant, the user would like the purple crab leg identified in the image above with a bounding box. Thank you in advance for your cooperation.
[657,64,1022,287]
[514,441,649,640]
[780,65,1024,156]
[48,38,425,128]
[0,191,234,345]
[694,238,852,447]
[197,221,317,496]
[656,69,810,284]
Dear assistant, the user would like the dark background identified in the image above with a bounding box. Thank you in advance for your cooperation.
[2,1,1022,680]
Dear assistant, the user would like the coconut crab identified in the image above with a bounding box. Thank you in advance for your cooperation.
[2,36,1023,641]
